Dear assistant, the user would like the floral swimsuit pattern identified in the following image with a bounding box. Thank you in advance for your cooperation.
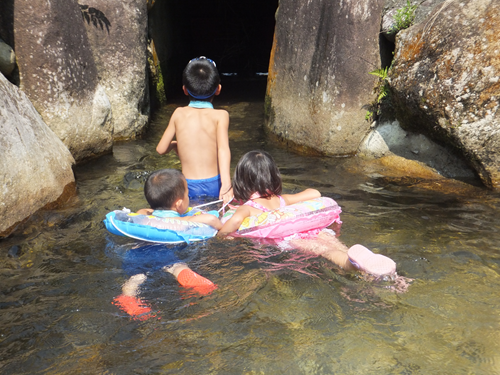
[243,195,332,250]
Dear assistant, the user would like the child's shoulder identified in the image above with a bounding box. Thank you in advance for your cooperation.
[174,105,227,115]
[195,106,229,123]
[211,108,229,124]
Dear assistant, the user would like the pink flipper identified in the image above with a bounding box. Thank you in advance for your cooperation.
[348,244,396,277]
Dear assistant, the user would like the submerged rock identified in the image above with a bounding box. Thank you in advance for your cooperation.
[359,120,476,180]
[349,154,483,196]
[0,74,75,237]
[389,0,500,189]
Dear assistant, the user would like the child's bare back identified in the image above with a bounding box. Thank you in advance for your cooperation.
[157,105,229,182]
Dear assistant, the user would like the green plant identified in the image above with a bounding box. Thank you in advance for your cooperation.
[156,65,166,104]
[369,67,390,102]
[391,0,418,32]
[365,67,390,122]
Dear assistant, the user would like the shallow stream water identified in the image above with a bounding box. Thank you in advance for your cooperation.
[2,83,500,374]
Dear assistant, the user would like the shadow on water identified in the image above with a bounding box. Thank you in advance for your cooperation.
[2,77,500,373]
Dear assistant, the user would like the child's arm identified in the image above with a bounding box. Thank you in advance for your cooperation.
[282,188,321,205]
[217,205,252,236]
[135,209,222,230]
[166,140,178,155]
[156,110,178,155]
[186,214,223,230]
[216,110,233,204]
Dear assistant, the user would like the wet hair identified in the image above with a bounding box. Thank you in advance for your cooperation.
[232,150,282,201]
[182,57,220,101]
[144,169,186,210]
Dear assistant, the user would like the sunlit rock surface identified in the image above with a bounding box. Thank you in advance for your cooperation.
[389,0,500,189]
[12,0,112,162]
[82,0,149,139]
[266,0,384,156]
[0,74,75,237]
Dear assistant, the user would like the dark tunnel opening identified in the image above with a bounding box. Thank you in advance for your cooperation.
[148,0,279,102]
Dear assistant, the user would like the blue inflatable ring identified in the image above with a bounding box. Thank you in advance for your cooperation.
[104,209,218,244]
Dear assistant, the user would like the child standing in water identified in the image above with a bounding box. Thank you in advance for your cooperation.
[113,169,220,320]
[218,150,397,277]
[156,56,233,204]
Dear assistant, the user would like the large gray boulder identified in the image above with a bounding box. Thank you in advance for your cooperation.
[389,0,500,189]
[81,0,149,139]
[0,74,75,237]
[266,0,385,156]
[12,0,112,162]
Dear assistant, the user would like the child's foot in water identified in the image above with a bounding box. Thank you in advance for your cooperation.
[113,274,153,320]
[113,295,153,320]
[387,274,414,293]
[164,263,217,295]
[347,244,396,277]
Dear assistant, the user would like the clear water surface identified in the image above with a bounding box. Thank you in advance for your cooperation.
[2,82,500,374]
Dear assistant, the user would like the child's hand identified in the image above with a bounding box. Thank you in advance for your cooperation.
[136,208,154,215]
[327,222,342,237]
[216,231,234,240]
[220,186,234,205]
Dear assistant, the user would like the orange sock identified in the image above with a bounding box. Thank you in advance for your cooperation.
[177,269,217,295]
[113,295,153,320]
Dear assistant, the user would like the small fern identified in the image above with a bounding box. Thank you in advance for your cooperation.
[366,67,391,121]
[365,110,374,121]
[377,84,390,102]
[368,67,389,80]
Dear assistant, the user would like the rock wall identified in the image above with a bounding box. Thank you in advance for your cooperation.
[389,0,500,189]
[0,73,75,237]
[266,0,385,156]
[82,0,149,139]
[12,0,113,162]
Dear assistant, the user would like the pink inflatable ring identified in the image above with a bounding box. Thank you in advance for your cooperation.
[221,197,342,239]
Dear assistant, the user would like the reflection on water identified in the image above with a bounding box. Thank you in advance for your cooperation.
[2,89,500,374]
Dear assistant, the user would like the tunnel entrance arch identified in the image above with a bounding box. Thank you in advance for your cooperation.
[149,0,278,101]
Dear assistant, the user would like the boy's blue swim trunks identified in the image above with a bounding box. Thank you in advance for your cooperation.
[123,243,185,276]
[186,175,221,199]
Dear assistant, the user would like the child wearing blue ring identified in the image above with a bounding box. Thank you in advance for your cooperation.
[156,56,233,204]
[113,169,221,320]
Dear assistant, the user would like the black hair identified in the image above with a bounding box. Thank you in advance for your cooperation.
[144,169,186,210]
[182,57,220,101]
[232,150,282,201]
